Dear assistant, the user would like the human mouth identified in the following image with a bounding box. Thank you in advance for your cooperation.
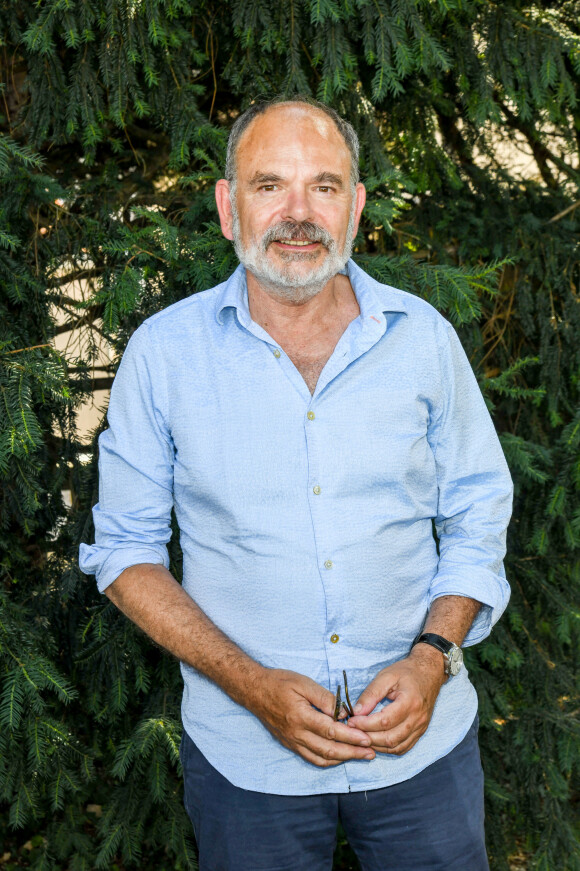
[261,221,333,254]
[272,239,321,250]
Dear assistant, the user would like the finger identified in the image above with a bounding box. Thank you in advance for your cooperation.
[305,707,373,746]
[327,718,374,747]
[301,732,376,764]
[348,712,388,732]
[371,725,425,756]
[369,715,429,754]
[335,703,350,721]
[349,689,416,731]
[298,677,339,719]
[372,720,417,749]
[352,672,397,716]
[294,744,342,768]
[348,702,407,733]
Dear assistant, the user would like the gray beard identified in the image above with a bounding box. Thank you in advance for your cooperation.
[230,188,356,304]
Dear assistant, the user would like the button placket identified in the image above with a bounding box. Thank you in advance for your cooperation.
[304,399,343,666]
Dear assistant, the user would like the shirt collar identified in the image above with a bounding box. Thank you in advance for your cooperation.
[215,259,408,327]
[215,264,251,326]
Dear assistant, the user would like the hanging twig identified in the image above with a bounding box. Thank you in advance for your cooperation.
[546,201,580,224]
[5,343,52,355]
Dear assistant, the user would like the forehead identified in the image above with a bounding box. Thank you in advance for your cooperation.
[235,104,351,177]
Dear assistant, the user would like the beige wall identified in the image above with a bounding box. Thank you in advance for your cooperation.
[52,271,113,441]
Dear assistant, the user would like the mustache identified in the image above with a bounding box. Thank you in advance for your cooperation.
[261,221,335,250]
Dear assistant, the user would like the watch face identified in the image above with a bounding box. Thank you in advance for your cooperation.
[447,647,464,676]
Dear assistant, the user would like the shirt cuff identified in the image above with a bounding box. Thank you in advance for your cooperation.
[79,543,169,593]
[428,567,510,647]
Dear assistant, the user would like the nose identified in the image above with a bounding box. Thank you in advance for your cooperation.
[281,185,313,224]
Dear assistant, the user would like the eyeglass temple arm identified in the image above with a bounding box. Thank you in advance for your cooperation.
[343,670,355,718]
[333,684,342,721]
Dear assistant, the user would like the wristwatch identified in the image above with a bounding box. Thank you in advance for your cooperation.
[413,632,464,676]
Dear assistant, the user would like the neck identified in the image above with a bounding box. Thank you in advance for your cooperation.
[247,270,359,336]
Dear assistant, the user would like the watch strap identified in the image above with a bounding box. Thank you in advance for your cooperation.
[413,632,464,676]
[414,632,454,655]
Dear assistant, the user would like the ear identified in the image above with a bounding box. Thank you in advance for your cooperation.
[215,179,235,241]
[351,182,367,239]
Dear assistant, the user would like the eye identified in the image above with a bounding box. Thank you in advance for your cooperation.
[316,186,333,193]
[260,184,279,191]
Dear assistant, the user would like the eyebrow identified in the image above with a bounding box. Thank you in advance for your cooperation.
[246,170,345,189]
[314,171,344,188]
[247,172,284,187]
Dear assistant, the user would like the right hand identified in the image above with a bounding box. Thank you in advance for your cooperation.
[248,668,376,767]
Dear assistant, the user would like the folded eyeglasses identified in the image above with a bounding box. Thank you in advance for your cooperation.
[333,669,355,721]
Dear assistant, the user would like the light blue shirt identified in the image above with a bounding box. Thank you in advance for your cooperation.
[80,259,513,795]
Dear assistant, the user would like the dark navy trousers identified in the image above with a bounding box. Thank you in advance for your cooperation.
[180,716,489,871]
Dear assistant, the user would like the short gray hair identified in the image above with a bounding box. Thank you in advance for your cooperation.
[224,96,360,189]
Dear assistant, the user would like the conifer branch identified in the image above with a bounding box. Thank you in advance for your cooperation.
[494,95,578,189]
[47,268,103,288]
[546,200,580,223]
[52,305,105,336]
[5,343,52,355]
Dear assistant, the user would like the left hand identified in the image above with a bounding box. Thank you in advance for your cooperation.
[346,644,446,755]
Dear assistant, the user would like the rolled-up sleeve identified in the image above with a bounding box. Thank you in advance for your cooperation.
[79,324,174,593]
[427,321,513,646]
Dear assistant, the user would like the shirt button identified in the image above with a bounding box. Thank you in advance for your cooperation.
[330,633,339,644]
[312,485,321,495]
[273,349,281,358]
[324,560,333,569]
[307,411,315,421]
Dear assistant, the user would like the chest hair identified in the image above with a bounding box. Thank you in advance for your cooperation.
[287,349,334,394]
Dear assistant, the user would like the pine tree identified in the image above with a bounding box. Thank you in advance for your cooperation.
[1,1,579,868]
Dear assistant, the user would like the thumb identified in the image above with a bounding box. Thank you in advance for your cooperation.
[301,675,337,718]
[352,670,396,716]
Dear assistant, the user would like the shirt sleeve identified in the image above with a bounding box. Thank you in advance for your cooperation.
[427,320,513,646]
[78,323,174,593]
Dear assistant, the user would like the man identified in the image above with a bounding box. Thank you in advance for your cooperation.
[80,96,513,870]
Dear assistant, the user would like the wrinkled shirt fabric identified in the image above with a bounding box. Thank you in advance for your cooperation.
[80,259,513,795]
